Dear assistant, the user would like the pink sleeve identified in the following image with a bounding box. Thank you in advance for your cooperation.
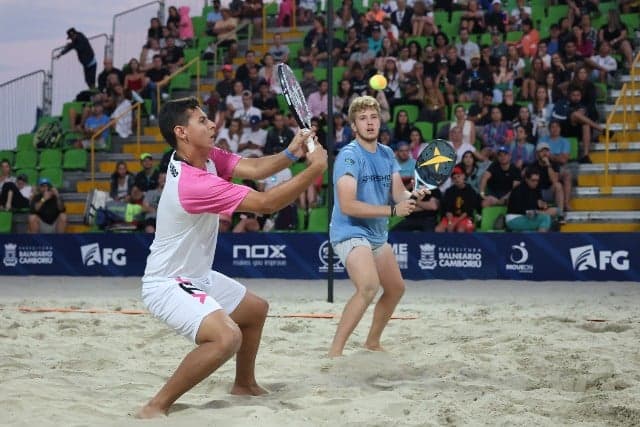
[178,164,250,216]
[208,147,241,180]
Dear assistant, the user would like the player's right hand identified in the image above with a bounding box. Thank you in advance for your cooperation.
[306,140,328,172]
[288,129,314,159]
[395,199,417,217]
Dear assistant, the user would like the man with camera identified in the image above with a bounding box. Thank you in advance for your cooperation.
[28,178,67,233]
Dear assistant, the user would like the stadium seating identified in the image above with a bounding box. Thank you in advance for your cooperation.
[0,211,12,233]
[62,149,88,171]
[38,149,63,170]
[39,167,63,189]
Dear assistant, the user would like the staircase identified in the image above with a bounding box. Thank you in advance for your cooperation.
[562,60,640,232]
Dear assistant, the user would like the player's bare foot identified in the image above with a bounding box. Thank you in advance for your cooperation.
[364,342,385,352]
[135,403,168,419]
[230,383,268,396]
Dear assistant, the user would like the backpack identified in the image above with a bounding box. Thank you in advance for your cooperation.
[33,120,63,149]
[95,201,144,230]
[83,189,109,225]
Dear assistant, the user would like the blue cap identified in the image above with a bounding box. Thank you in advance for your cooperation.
[497,145,510,154]
[38,177,51,186]
[249,115,261,125]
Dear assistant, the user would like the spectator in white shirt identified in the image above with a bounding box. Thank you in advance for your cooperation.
[237,115,267,158]
[233,90,262,128]
[588,41,618,83]
[455,28,480,68]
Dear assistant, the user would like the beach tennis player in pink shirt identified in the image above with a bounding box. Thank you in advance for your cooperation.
[137,97,327,418]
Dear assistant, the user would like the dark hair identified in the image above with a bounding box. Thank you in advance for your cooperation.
[524,166,541,179]
[159,97,201,148]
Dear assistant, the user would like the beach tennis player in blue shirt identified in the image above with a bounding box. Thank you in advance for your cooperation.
[329,96,427,357]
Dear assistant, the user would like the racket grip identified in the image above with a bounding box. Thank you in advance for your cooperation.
[307,137,315,153]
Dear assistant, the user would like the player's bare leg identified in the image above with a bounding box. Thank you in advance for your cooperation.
[136,310,242,418]
[229,291,269,396]
[329,246,380,357]
[365,244,405,351]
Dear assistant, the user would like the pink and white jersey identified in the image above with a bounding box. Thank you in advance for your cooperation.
[143,149,250,280]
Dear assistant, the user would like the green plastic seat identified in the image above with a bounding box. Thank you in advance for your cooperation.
[169,72,191,92]
[61,101,85,131]
[307,206,329,232]
[0,211,12,233]
[480,206,507,232]
[0,150,15,164]
[14,150,38,170]
[38,149,62,170]
[392,104,419,124]
[413,121,434,140]
[568,137,578,161]
[191,16,207,38]
[63,148,88,171]
[39,167,63,189]
[16,133,35,152]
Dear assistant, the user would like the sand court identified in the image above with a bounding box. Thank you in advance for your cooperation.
[1,277,639,426]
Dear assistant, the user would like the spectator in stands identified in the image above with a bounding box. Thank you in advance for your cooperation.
[518,18,539,59]
[350,63,369,95]
[598,9,634,70]
[449,125,482,164]
[408,127,427,160]
[381,16,400,46]
[508,0,530,31]
[110,161,135,202]
[512,106,536,143]
[567,0,598,23]
[460,0,485,34]
[391,0,413,37]
[572,23,594,58]
[235,50,259,85]
[210,6,238,48]
[497,89,519,123]
[571,66,599,117]
[0,159,15,190]
[505,167,553,232]
[485,0,508,34]
[28,178,67,233]
[0,173,31,211]
[349,38,377,70]
[481,106,513,158]
[393,187,441,231]
[509,125,535,169]
[479,145,521,207]
[468,89,494,127]
[458,150,485,194]
[177,6,194,44]
[204,90,226,130]
[492,55,513,103]
[543,24,561,56]
[225,80,246,116]
[435,166,481,233]
[110,84,133,139]
[257,53,278,93]
[589,41,618,84]
[531,142,565,217]
[300,64,319,98]
[163,37,184,73]
[145,54,171,117]
[308,80,330,120]
[335,79,358,117]
[244,66,266,94]
[552,86,603,163]
[394,141,415,186]
[216,118,243,153]
[56,28,97,89]
[538,120,573,209]
[78,102,110,150]
[333,112,354,152]
[253,82,278,126]
[98,57,124,94]
[560,40,584,76]
[165,6,180,31]
[489,30,508,64]
[418,75,446,124]
[142,171,166,233]
[529,85,554,141]
[124,58,148,95]
[147,17,163,40]
[135,153,159,191]
[264,113,295,155]
[393,110,412,146]
[459,53,492,103]
[411,0,437,36]
[536,40,552,69]
[304,17,331,67]
[456,29,481,68]
[215,65,235,100]
[521,57,546,102]
[268,33,289,64]
[140,38,162,72]
[206,0,223,34]
[233,90,262,129]
[238,116,267,158]
[298,0,317,25]
[450,105,476,147]
[380,59,402,105]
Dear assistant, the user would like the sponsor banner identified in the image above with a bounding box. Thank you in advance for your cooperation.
[0,233,638,281]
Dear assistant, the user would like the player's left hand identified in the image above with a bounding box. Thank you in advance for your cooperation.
[288,129,316,159]
[411,188,430,201]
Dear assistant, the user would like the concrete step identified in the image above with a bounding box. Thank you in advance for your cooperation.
[65,201,86,215]
[578,174,640,186]
[592,142,640,151]
[121,142,168,155]
[76,180,110,193]
[571,197,640,211]
[66,224,91,233]
[144,127,162,138]
[589,151,640,163]
[561,222,640,232]
[98,160,142,174]
[565,211,640,222]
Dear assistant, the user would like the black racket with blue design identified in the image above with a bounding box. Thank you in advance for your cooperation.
[411,139,457,198]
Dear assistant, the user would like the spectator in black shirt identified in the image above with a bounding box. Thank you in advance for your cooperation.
[467,90,494,127]
[506,167,554,232]
[485,0,508,34]
[459,53,493,103]
[435,166,481,233]
[215,64,235,99]
[392,188,441,232]
[532,142,565,217]
[134,153,160,191]
[235,50,259,85]
[479,146,521,207]
[28,178,67,233]
[56,28,97,89]
[264,113,295,155]
[98,58,124,93]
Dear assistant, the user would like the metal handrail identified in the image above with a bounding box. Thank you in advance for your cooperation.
[90,101,143,188]
[603,51,640,193]
[0,70,46,88]
[155,56,203,112]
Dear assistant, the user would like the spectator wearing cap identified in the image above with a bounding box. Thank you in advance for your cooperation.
[237,116,267,158]
[55,28,97,89]
[456,28,481,68]
[28,178,67,233]
[485,0,508,34]
[479,145,521,207]
[435,166,481,233]
[134,153,159,191]
[505,167,555,232]
[531,142,565,217]
[215,65,235,99]
[538,120,573,209]
[233,90,262,128]
[0,173,32,211]
[508,0,531,31]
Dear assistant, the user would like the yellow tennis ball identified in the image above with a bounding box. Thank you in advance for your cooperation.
[369,74,387,91]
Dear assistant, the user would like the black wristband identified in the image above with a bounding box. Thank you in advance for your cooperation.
[390,205,396,217]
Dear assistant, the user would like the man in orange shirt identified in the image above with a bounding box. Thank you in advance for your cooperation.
[519,18,539,58]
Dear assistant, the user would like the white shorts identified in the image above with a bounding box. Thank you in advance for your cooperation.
[332,237,386,266]
[142,271,247,343]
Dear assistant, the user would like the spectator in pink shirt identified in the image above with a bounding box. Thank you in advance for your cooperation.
[307,80,329,120]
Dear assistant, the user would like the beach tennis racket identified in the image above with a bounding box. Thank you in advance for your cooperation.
[411,139,456,199]
[277,63,315,153]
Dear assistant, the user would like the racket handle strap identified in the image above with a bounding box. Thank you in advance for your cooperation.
[284,148,299,162]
